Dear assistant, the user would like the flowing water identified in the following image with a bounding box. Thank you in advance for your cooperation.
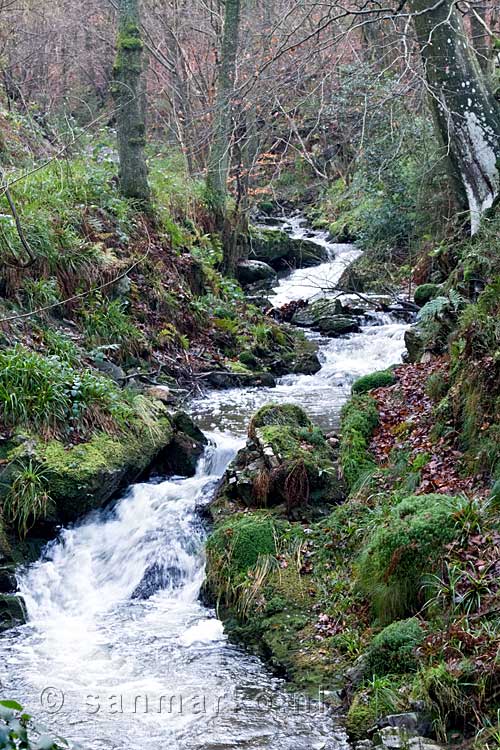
[0,218,409,749]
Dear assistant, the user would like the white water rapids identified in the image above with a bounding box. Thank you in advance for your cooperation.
[0,217,409,749]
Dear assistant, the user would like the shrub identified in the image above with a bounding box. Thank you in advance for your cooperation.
[357,494,459,623]
[414,283,442,308]
[340,394,379,490]
[352,370,396,395]
[365,618,424,677]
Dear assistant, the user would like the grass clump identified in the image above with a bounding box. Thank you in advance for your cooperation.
[80,295,145,359]
[0,344,131,437]
[2,459,54,537]
[346,676,401,740]
[365,618,424,677]
[357,493,459,623]
[340,394,379,490]
[352,370,396,395]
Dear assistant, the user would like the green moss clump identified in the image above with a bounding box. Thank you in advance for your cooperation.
[414,283,442,308]
[206,514,279,608]
[248,403,312,437]
[340,394,379,490]
[352,370,396,395]
[357,494,459,623]
[365,618,423,677]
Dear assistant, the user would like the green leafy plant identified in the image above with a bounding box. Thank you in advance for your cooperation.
[0,699,69,749]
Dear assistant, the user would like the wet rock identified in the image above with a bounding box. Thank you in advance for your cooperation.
[157,411,208,477]
[292,299,361,337]
[203,371,276,389]
[249,227,328,269]
[131,563,183,599]
[0,594,27,633]
[373,727,442,750]
[236,260,277,286]
[145,385,175,405]
[378,714,419,732]
[0,565,17,593]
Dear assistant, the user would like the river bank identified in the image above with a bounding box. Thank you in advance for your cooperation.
[1,209,498,750]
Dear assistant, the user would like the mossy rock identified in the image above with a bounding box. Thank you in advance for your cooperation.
[365,618,424,677]
[340,394,379,490]
[249,403,312,437]
[352,370,397,394]
[404,326,425,363]
[0,594,27,633]
[216,404,344,515]
[357,494,459,623]
[292,299,361,337]
[1,405,174,525]
[414,284,442,308]
[249,227,328,269]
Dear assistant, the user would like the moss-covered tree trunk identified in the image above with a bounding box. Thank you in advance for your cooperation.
[206,0,241,274]
[112,0,150,202]
[410,0,500,232]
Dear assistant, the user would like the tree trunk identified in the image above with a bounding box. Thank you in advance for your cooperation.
[112,0,150,202]
[206,0,241,239]
[410,0,500,232]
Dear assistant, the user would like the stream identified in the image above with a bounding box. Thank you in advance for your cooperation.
[0,218,408,749]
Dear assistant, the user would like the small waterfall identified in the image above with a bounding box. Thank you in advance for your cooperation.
[0,216,409,750]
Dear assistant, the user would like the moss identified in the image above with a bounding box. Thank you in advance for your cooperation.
[249,403,312,438]
[340,394,379,490]
[365,618,424,677]
[352,370,397,395]
[207,514,278,579]
[346,691,379,740]
[357,494,459,623]
[414,283,442,308]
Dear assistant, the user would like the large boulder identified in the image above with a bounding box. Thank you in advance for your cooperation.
[236,260,277,287]
[249,227,328,269]
[292,298,361,336]
[211,404,345,519]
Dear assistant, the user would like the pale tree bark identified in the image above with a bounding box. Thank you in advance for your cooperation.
[206,0,241,256]
[410,0,500,232]
[112,0,150,201]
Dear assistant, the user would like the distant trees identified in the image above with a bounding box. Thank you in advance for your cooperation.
[112,0,150,201]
